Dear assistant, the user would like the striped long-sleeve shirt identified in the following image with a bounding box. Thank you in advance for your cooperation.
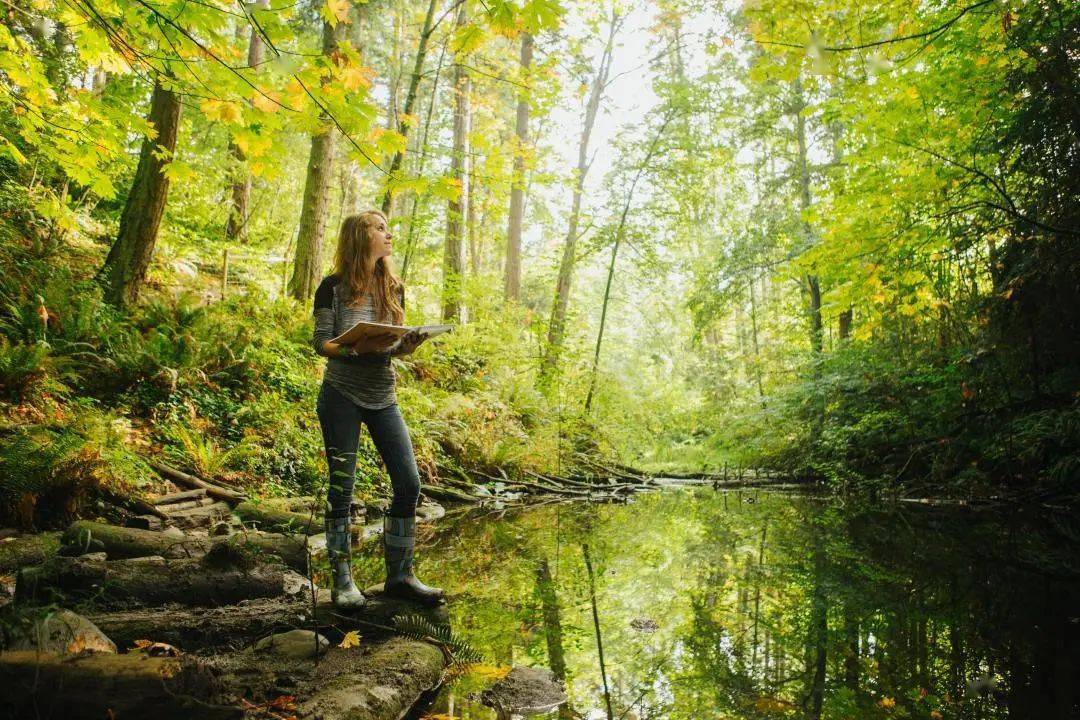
[312,275,404,410]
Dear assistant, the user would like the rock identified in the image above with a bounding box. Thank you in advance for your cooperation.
[630,617,659,632]
[362,582,449,609]
[480,666,568,717]
[162,526,187,539]
[210,520,232,536]
[282,569,310,596]
[4,608,117,654]
[416,501,446,523]
[252,629,329,659]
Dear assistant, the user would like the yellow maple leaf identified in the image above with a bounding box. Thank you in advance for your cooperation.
[338,630,361,648]
[251,90,281,113]
[339,65,374,91]
[325,0,350,25]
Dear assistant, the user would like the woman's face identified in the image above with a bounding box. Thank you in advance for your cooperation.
[369,217,393,260]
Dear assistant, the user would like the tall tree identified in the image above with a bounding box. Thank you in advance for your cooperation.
[542,9,619,377]
[224,0,268,243]
[585,112,673,411]
[503,30,533,301]
[289,18,344,301]
[98,76,182,306]
[441,0,469,322]
[380,0,439,215]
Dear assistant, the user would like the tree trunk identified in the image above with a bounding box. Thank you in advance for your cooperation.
[584,111,671,410]
[98,77,181,306]
[16,554,286,608]
[543,12,618,377]
[400,42,446,280]
[289,20,343,301]
[61,520,312,573]
[467,163,480,276]
[805,526,828,720]
[0,651,240,720]
[380,0,439,215]
[224,0,269,243]
[441,0,470,323]
[503,31,533,301]
[838,308,852,340]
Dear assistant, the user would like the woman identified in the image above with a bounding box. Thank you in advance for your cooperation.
[312,209,445,609]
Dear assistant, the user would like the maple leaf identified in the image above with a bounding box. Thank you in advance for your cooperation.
[338,630,361,648]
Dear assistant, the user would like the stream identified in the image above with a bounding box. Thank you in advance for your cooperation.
[360,487,1080,719]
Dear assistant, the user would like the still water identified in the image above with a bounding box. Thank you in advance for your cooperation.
[379,488,1080,719]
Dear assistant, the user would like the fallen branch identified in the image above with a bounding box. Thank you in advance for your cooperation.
[147,460,246,504]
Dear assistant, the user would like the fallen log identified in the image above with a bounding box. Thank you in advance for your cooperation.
[296,637,446,720]
[159,496,215,512]
[0,532,60,575]
[152,488,207,505]
[87,590,450,652]
[15,553,286,608]
[164,500,233,529]
[147,460,246,504]
[0,650,241,720]
[420,483,479,504]
[62,520,209,560]
[58,522,310,573]
[235,500,323,535]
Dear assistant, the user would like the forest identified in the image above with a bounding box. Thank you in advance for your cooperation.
[0,0,1078,718]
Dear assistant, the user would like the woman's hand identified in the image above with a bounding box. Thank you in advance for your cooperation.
[348,332,400,354]
[389,329,425,356]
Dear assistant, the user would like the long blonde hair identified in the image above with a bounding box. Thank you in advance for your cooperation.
[333,210,404,324]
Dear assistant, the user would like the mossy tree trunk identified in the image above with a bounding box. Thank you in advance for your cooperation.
[225,0,268,243]
[503,31,532,302]
[289,19,343,302]
[98,77,181,306]
[441,0,469,323]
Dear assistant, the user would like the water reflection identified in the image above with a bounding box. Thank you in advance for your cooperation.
[397,489,1080,719]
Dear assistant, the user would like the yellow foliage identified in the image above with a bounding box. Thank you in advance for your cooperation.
[324,0,351,25]
[338,630,361,648]
[199,99,243,124]
[339,65,374,91]
[251,90,282,113]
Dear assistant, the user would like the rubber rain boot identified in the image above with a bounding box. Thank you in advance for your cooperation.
[383,515,445,606]
[325,509,367,609]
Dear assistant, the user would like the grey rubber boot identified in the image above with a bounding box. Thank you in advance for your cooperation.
[383,515,445,605]
[325,507,366,609]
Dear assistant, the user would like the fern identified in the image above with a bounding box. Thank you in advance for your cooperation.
[392,613,483,665]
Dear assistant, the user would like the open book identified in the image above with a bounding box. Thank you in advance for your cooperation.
[330,320,453,349]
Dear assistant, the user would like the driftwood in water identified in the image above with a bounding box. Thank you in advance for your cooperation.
[15,553,285,608]
[87,590,450,652]
[147,460,246,504]
[0,650,241,720]
[59,521,311,574]
[234,500,322,534]
[420,483,478,504]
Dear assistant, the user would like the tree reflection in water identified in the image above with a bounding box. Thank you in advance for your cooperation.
[401,490,1080,719]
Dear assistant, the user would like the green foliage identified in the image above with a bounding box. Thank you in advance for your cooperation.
[0,401,148,528]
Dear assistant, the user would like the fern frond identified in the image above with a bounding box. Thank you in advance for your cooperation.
[392,613,483,665]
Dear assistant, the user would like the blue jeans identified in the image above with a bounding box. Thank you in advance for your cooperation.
[316,382,421,519]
